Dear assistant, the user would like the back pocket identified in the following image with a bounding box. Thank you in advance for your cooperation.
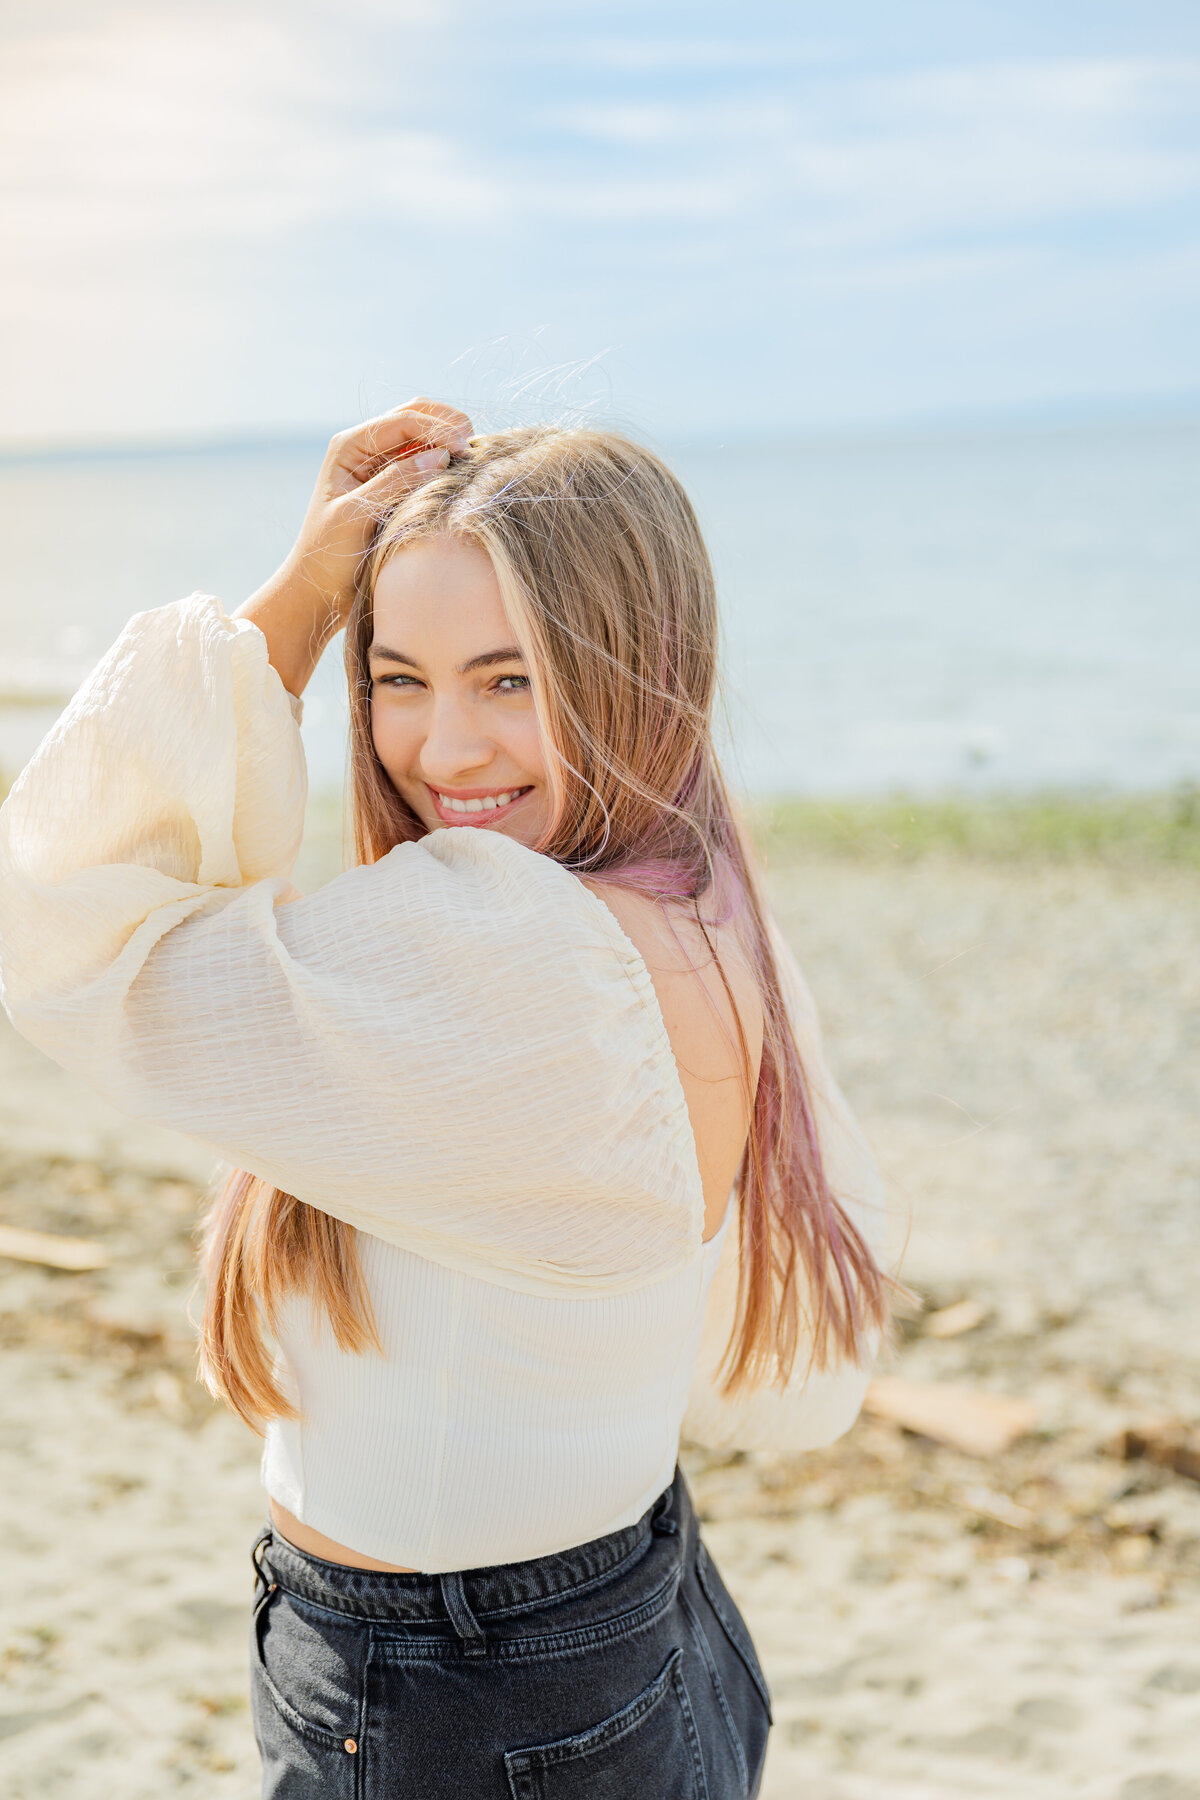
[504,1648,705,1800]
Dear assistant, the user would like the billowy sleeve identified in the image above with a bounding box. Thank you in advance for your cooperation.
[682,926,890,1454]
[0,596,703,1297]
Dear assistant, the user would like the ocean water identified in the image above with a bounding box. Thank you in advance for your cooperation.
[1,414,1196,799]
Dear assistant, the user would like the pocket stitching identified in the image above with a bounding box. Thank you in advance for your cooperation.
[251,1588,362,1751]
[505,1646,681,1773]
[504,1645,706,1796]
[670,1655,712,1800]
[695,1544,773,1722]
[680,1588,749,1796]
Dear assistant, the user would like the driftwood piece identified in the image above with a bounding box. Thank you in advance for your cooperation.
[0,1224,109,1272]
[1115,1424,1200,1486]
[864,1378,1039,1457]
[955,1484,1035,1529]
[923,1298,989,1339]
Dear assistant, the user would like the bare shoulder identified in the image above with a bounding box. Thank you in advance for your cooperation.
[582,881,764,1235]
[583,883,763,1060]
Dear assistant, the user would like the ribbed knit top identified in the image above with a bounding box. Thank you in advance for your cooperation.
[0,595,888,1571]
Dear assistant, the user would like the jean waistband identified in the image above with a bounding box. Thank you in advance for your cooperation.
[254,1468,690,1628]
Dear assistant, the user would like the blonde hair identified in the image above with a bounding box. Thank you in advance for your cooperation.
[200,426,889,1428]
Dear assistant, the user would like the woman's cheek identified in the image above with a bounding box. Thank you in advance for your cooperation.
[370,705,414,782]
[508,712,548,784]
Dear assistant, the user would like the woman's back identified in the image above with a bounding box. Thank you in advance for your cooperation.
[265,884,764,1572]
[586,886,764,1245]
[0,403,893,1797]
[0,409,888,1576]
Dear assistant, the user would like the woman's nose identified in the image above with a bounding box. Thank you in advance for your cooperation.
[419,697,495,782]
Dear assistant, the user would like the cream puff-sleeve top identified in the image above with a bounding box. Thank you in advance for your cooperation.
[0,596,887,1570]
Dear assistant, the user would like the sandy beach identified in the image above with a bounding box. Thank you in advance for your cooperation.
[1,815,1197,1798]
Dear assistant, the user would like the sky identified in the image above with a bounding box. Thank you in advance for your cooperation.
[2,0,1199,448]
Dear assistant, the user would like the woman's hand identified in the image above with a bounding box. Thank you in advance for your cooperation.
[287,399,474,620]
[236,398,474,697]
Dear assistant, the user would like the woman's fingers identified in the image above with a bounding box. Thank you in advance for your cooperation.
[353,446,451,509]
[249,401,470,632]
[405,396,475,437]
[331,412,446,482]
[331,404,472,488]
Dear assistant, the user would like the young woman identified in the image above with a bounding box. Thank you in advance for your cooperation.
[0,399,891,1798]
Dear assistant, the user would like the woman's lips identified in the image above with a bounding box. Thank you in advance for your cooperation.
[426,784,533,827]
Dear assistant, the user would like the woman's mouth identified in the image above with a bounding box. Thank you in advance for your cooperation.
[427,784,533,826]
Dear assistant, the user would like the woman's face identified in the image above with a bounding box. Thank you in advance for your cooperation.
[368,535,551,848]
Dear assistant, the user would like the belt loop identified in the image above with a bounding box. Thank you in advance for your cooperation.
[251,1526,274,1605]
[439,1571,488,1658]
[651,1484,678,1536]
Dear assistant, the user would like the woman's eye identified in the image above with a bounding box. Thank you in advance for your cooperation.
[378,675,422,690]
[495,675,530,693]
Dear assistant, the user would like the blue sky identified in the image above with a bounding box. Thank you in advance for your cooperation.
[2,0,1199,447]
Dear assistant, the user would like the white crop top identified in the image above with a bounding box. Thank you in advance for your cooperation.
[0,595,888,1571]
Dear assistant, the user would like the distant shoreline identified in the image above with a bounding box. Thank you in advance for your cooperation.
[4,395,1200,469]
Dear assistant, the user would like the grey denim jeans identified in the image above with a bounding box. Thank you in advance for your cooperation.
[249,1467,771,1798]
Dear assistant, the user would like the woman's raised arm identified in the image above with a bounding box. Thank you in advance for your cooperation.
[235,399,472,697]
[0,592,701,1300]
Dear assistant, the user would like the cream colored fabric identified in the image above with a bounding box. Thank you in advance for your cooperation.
[0,596,703,1297]
[0,595,887,1560]
[262,1209,733,1570]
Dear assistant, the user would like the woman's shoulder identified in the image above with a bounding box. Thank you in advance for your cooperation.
[580,882,762,1038]
[363,830,766,1103]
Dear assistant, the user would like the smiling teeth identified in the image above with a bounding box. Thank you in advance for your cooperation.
[438,790,523,814]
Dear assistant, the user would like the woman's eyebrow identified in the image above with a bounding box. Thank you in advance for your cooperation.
[456,647,525,675]
[368,645,525,675]
[368,645,422,668]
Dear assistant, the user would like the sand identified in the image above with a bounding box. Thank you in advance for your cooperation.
[0,846,1197,1797]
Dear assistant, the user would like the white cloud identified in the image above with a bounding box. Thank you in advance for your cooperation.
[547,58,1200,247]
[6,29,1196,273]
[870,56,1192,122]
[796,58,1200,239]
[543,102,687,147]
[0,10,499,267]
[528,173,746,223]
[563,36,832,74]
[1,11,1198,444]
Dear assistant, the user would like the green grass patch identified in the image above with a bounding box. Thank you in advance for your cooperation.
[2,778,1196,870]
[747,788,1200,867]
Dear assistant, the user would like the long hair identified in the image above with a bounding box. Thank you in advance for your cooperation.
[199,426,890,1429]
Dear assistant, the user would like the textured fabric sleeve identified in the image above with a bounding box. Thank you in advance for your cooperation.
[0,593,308,995]
[682,924,889,1453]
[0,596,703,1297]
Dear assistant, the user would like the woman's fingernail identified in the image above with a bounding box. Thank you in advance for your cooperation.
[414,449,448,470]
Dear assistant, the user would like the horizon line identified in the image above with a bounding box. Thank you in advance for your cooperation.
[2,390,1199,468]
